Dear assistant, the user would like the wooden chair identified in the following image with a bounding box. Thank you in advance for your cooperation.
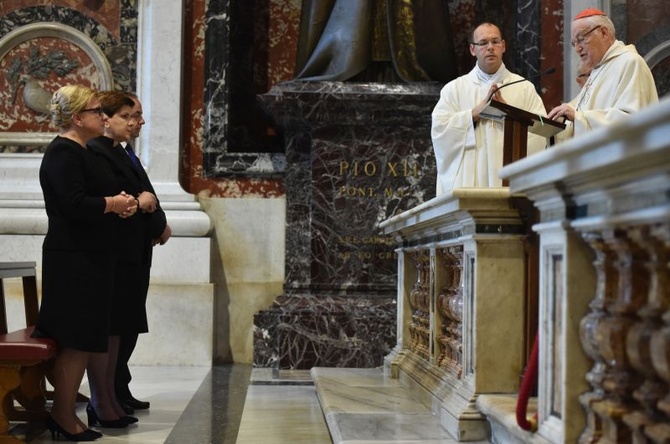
[0,262,56,444]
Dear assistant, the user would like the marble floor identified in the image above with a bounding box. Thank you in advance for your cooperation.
[9,365,331,444]
[9,365,472,443]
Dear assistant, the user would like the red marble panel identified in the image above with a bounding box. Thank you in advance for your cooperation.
[180,0,207,195]
[195,178,284,199]
[1,0,120,40]
[266,0,301,86]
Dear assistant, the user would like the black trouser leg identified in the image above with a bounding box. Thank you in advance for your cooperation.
[115,333,139,398]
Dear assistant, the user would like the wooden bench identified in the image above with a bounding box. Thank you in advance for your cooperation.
[0,262,56,444]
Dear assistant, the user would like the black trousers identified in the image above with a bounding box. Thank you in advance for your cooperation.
[115,333,139,397]
[114,257,151,397]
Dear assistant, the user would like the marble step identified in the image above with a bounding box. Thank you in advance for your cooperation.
[311,367,471,443]
[476,395,548,444]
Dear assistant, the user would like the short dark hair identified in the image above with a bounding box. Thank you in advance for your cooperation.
[97,91,135,117]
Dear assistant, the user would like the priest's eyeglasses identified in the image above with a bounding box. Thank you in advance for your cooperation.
[472,39,503,48]
[571,25,601,47]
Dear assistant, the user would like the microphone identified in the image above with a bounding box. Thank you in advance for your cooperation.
[487,67,556,102]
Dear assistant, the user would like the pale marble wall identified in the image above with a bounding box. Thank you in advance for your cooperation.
[199,197,286,364]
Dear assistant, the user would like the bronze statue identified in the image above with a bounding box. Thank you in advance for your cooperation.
[295,0,457,83]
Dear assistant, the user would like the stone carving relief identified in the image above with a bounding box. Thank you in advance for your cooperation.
[0,22,113,152]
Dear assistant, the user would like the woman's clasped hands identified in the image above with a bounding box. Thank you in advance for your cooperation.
[108,191,138,218]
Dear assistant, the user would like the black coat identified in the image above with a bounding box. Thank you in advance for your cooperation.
[87,136,167,334]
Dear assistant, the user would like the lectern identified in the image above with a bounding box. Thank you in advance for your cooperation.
[481,100,565,186]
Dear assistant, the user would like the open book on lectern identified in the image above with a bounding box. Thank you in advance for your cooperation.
[480,99,566,138]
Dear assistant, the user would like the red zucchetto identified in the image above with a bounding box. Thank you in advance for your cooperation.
[574,8,606,20]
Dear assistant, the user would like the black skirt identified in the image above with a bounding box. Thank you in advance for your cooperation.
[34,249,116,352]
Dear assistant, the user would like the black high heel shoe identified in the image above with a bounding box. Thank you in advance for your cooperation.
[45,416,101,442]
[86,403,137,428]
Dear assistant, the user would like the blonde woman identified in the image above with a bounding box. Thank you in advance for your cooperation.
[35,85,136,441]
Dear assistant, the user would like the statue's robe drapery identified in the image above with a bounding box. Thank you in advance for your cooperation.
[295,0,457,83]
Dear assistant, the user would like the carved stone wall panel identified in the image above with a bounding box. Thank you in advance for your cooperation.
[0,24,113,132]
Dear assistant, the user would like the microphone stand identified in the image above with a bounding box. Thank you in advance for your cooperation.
[487,67,557,102]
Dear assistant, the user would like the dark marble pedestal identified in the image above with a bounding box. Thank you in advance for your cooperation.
[254,81,440,369]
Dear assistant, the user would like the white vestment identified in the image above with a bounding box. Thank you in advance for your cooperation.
[431,64,548,196]
[558,40,658,141]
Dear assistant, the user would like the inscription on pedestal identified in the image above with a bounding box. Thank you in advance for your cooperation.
[268,81,439,295]
[254,81,440,368]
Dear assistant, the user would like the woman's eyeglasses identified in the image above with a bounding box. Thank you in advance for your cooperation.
[80,107,104,116]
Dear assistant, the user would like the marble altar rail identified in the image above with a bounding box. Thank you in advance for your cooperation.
[498,98,670,443]
[378,188,531,441]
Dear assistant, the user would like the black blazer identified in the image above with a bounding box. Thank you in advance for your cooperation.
[88,136,167,265]
[40,136,121,252]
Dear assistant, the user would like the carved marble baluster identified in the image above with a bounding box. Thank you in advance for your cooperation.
[446,246,463,378]
[623,226,670,443]
[416,255,426,359]
[436,248,454,369]
[436,247,456,372]
[579,232,612,443]
[418,253,431,360]
[408,251,422,353]
[646,224,670,444]
[583,229,647,443]
[409,251,431,359]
